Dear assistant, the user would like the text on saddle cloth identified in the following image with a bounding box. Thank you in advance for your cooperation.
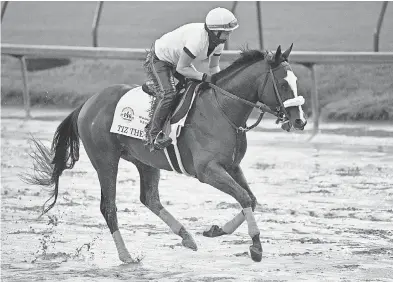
[110,86,152,140]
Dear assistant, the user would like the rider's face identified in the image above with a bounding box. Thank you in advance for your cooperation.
[216,30,232,41]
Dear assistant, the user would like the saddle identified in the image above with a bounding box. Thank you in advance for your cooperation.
[141,79,200,125]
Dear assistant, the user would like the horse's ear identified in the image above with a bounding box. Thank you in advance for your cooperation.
[282,43,293,60]
[275,45,282,64]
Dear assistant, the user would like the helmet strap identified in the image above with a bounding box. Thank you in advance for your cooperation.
[204,23,226,46]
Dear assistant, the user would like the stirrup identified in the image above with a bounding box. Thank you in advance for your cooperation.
[153,132,172,150]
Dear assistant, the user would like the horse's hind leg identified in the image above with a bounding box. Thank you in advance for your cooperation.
[84,144,135,263]
[136,161,197,251]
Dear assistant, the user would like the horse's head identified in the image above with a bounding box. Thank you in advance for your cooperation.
[258,44,307,131]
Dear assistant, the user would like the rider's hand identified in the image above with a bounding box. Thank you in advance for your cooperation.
[202,73,215,84]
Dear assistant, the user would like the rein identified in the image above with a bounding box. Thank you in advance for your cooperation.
[268,68,290,124]
[209,66,286,132]
[212,90,265,132]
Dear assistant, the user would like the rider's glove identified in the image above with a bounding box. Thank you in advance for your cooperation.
[202,73,215,84]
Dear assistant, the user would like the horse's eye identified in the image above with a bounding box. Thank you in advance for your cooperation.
[281,84,289,91]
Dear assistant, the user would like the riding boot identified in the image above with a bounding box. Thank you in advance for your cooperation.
[147,92,176,150]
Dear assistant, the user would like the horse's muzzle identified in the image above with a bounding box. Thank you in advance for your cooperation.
[294,119,307,130]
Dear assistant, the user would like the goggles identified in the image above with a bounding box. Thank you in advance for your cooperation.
[207,19,238,30]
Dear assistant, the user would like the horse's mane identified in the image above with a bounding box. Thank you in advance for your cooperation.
[214,48,271,81]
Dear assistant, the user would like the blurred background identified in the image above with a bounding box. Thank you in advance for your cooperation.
[1,1,393,121]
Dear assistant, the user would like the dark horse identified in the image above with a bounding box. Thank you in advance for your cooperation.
[24,45,307,263]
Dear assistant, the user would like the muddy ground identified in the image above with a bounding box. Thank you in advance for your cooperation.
[1,108,393,282]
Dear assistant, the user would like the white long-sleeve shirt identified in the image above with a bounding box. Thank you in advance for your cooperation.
[154,23,224,65]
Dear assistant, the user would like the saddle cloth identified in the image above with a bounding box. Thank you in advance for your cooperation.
[110,84,200,176]
[110,86,152,139]
[110,83,199,139]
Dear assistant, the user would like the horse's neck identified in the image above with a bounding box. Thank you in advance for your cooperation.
[214,64,261,127]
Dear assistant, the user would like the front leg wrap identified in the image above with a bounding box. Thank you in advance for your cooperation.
[243,207,260,237]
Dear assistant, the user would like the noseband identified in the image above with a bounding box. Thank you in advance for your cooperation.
[209,64,302,132]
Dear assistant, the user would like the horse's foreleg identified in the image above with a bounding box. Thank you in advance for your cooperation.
[203,166,257,237]
[203,212,244,237]
[137,163,197,251]
[199,162,262,262]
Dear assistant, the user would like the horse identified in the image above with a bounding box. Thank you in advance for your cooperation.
[23,44,307,263]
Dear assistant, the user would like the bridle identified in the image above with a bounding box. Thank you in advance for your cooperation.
[209,64,294,133]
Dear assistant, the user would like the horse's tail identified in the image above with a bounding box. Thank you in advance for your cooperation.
[21,103,85,217]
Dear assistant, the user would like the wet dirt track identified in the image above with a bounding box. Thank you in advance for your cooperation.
[1,110,393,282]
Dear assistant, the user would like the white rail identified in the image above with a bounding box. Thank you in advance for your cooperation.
[3,43,393,63]
[2,43,393,136]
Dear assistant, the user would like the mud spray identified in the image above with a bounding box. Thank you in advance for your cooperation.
[31,213,100,264]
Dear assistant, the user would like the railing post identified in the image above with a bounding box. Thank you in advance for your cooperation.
[1,1,9,22]
[374,1,388,52]
[18,56,31,119]
[256,1,264,50]
[92,1,104,47]
[304,63,319,140]
[224,1,238,50]
[373,1,388,52]
[310,64,319,138]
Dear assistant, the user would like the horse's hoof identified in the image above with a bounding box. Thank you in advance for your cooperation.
[249,245,263,262]
[182,237,198,251]
[119,253,134,264]
[203,225,226,237]
[119,251,141,264]
[179,227,198,251]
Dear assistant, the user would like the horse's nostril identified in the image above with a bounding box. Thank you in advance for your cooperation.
[295,119,304,126]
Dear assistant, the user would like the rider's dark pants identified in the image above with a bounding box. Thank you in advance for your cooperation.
[143,47,178,142]
[146,52,176,95]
